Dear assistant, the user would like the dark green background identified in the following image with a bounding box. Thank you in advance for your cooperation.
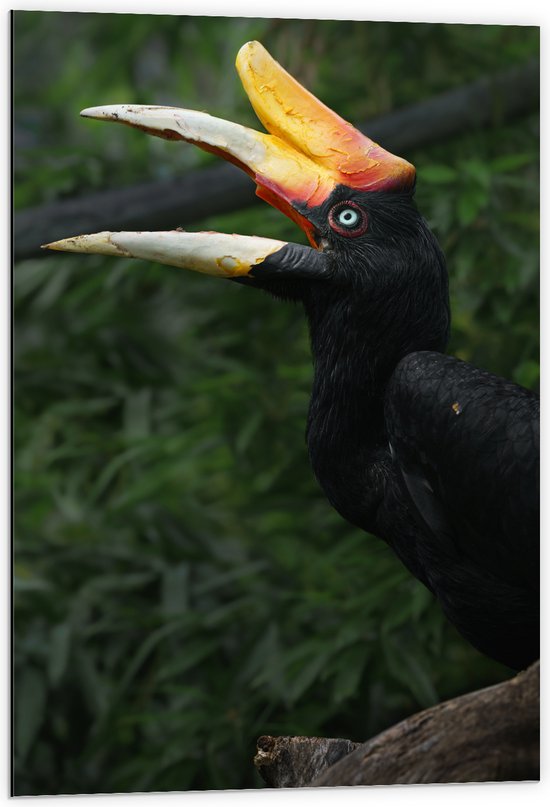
[14,12,539,795]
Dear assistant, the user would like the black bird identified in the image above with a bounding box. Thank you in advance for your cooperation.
[46,41,539,671]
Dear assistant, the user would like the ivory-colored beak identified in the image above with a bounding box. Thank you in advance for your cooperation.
[43,231,288,277]
[43,41,415,277]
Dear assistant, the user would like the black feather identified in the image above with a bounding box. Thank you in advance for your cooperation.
[295,186,538,671]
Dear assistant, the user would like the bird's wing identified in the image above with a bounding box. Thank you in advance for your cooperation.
[383,350,539,591]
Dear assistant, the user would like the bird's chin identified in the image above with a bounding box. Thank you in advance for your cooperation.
[317,236,333,254]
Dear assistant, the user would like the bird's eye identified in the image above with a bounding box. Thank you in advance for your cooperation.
[328,201,368,237]
[338,208,359,227]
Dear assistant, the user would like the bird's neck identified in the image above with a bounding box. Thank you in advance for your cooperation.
[303,294,394,527]
[303,281,449,530]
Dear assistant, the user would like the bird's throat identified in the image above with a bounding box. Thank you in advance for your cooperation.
[304,295,398,530]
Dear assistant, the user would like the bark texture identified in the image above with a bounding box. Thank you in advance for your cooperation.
[254,736,360,788]
[254,662,539,788]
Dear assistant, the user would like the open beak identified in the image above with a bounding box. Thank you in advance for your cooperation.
[43,41,415,279]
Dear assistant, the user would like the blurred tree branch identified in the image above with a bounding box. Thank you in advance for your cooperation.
[15,59,538,262]
[255,661,539,787]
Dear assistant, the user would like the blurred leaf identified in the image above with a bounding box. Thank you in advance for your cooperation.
[286,643,332,703]
[490,153,535,173]
[48,623,72,685]
[15,667,47,762]
[161,563,190,616]
[420,164,458,183]
[456,185,488,226]
[332,645,368,703]
[124,389,152,440]
[513,359,539,388]
[382,636,438,709]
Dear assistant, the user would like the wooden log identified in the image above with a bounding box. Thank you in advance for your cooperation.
[254,661,539,788]
[15,60,538,263]
[254,736,360,788]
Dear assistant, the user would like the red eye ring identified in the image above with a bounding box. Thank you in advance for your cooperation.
[328,201,368,237]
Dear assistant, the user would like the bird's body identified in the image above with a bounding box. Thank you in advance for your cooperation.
[309,345,539,670]
[47,41,539,671]
[299,192,539,670]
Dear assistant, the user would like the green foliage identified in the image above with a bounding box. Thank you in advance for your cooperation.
[14,12,538,795]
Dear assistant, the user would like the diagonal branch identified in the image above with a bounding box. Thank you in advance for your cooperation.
[14,60,538,263]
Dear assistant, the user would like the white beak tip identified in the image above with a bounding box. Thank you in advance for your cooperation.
[41,239,70,251]
[80,105,123,120]
[80,106,101,118]
[41,232,121,256]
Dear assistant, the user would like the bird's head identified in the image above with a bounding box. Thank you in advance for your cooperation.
[45,41,448,350]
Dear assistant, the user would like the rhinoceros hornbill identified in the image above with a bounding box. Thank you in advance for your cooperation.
[46,41,539,671]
